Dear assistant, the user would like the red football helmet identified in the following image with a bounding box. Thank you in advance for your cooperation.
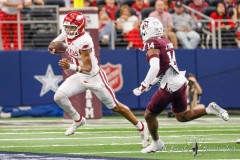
[63,11,86,39]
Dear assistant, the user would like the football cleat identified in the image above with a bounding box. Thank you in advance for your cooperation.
[65,117,86,136]
[139,122,149,148]
[141,139,165,153]
[207,102,229,121]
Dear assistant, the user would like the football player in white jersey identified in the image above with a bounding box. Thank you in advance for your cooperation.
[49,11,149,148]
[133,17,230,153]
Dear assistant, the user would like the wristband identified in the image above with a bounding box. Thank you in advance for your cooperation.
[69,64,77,71]
[76,66,81,72]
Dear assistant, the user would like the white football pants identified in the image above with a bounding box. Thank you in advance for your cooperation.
[55,68,118,109]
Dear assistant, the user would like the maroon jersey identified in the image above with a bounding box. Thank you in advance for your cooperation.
[143,37,177,76]
[143,37,188,114]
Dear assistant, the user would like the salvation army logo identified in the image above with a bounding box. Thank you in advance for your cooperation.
[101,63,123,92]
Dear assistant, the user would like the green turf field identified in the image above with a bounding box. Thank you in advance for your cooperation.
[0,116,239,159]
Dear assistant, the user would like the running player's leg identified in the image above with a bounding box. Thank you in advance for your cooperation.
[141,88,170,153]
[54,74,87,135]
[91,69,149,147]
[172,84,206,122]
[173,85,229,122]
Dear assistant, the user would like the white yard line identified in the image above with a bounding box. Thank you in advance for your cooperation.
[0,132,239,136]
[0,134,239,141]
[1,128,239,132]
[68,149,240,155]
[0,117,239,124]
[0,125,240,128]
[0,140,237,148]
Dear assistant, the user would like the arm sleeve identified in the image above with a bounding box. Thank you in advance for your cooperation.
[142,57,160,87]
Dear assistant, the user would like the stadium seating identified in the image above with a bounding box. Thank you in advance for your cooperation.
[149,0,156,7]
[97,0,106,6]
[33,32,56,48]
[20,6,58,49]
[97,0,119,6]
[184,0,193,5]
[30,8,56,20]
[208,0,221,6]
[44,0,65,7]
[202,6,216,16]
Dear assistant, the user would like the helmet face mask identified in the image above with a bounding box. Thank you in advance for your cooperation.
[63,11,86,39]
[64,25,78,36]
[140,17,163,42]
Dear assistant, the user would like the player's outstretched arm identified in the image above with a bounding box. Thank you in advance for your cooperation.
[133,49,160,96]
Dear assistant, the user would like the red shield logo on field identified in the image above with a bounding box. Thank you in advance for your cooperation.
[101,63,123,92]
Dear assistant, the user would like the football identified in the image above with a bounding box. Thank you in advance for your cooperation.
[48,41,67,54]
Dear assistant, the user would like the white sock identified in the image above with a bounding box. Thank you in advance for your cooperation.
[135,121,143,130]
[205,105,212,114]
[71,112,81,122]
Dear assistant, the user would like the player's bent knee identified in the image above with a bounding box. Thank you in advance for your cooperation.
[54,91,68,103]
[112,103,122,113]
[144,110,156,122]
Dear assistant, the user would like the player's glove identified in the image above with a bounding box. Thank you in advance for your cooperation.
[133,82,148,96]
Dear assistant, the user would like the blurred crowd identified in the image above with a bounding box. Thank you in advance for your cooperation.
[0,0,240,50]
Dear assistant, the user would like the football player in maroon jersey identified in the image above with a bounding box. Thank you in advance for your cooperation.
[133,17,229,153]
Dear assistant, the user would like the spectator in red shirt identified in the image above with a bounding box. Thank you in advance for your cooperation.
[116,5,143,49]
[91,0,97,6]
[104,0,119,20]
[131,0,149,20]
[188,0,209,20]
[209,2,235,31]
[209,2,235,47]
[232,4,240,47]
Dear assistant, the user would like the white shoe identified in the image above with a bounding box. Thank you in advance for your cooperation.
[139,122,149,148]
[65,117,86,136]
[236,139,240,144]
[207,102,229,121]
[141,139,165,153]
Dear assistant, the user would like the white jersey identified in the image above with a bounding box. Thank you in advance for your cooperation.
[53,31,100,78]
